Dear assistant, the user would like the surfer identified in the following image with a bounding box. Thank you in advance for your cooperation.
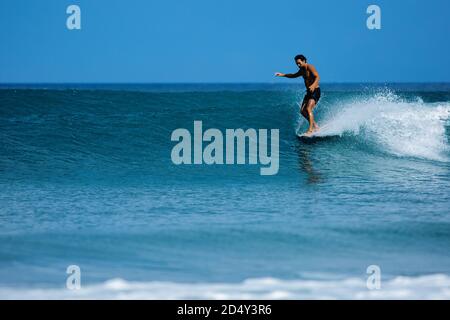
[275,54,321,135]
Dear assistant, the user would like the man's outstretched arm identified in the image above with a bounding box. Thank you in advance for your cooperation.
[275,70,302,78]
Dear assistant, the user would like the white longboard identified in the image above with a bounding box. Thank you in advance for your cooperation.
[298,132,319,138]
[297,124,330,138]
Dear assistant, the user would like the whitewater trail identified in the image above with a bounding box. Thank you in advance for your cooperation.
[299,92,450,162]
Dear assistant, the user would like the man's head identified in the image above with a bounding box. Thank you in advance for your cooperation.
[295,54,307,68]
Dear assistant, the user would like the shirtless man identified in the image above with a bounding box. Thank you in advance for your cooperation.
[275,54,321,135]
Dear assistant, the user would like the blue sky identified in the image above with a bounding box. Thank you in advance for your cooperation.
[0,0,449,83]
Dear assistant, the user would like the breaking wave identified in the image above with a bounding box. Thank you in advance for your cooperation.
[1,274,450,300]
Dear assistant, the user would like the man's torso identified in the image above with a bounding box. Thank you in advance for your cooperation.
[301,65,317,89]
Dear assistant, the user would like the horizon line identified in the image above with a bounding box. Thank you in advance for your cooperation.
[1,81,450,85]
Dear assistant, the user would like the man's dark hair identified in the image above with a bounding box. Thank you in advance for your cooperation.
[294,54,307,62]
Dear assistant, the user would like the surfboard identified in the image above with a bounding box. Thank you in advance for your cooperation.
[296,124,340,141]
[296,132,335,143]
[297,124,331,138]
[297,128,324,138]
[298,132,319,138]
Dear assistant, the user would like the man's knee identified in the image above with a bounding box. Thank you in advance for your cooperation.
[307,100,316,112]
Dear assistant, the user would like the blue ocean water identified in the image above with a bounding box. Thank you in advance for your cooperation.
[0,83,449,299]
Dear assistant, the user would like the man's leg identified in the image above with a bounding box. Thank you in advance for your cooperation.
[300,101,309,121]
[305,99,318,134]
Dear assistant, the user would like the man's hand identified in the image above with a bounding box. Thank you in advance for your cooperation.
[275,72,285,77]
[308,84,317,91]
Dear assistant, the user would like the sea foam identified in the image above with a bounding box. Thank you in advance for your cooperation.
[1,274,449,300]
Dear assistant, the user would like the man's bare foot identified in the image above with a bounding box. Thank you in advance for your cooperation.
[303,129,314,136]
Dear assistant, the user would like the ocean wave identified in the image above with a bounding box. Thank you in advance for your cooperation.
[1,274,449,300]
[308,91,450,161]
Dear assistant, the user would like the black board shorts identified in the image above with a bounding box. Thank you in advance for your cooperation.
[302,87,321,105]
